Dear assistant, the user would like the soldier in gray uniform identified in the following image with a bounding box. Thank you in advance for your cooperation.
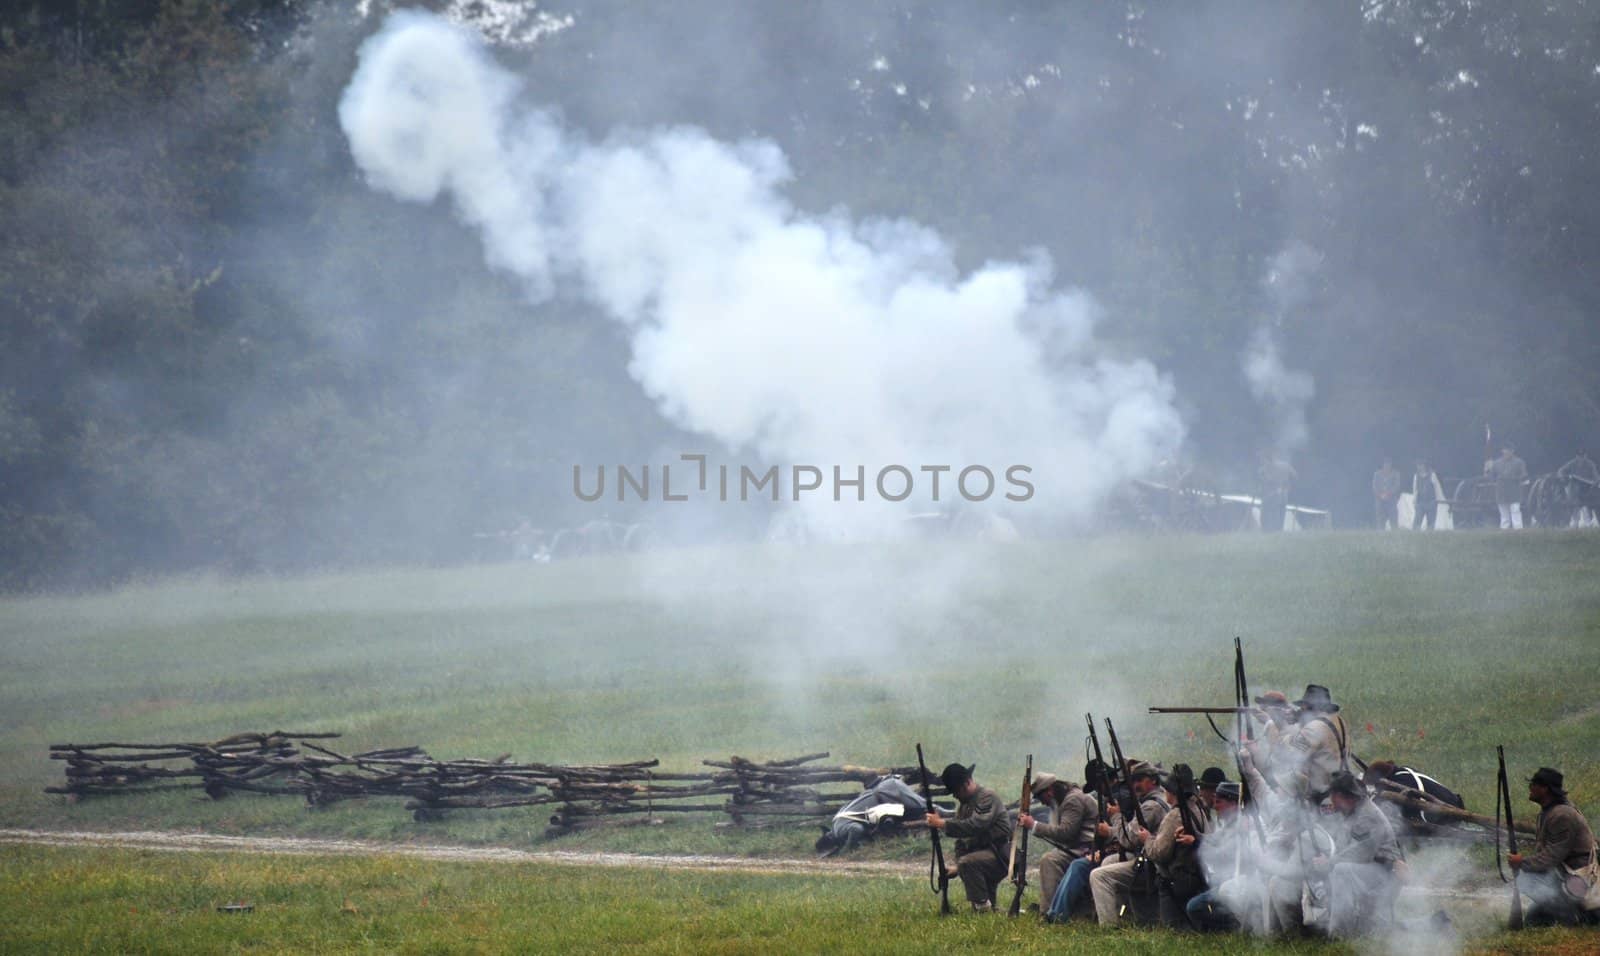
[1510,767,1598,926]
[1280,684,1350,802]
[1487,445,1529,529]
[1145,769,1212,927]
[1018,771,1099,914]
[1319,771,1403,938]
[926,762,1013,913]
[1089,761,1170,925]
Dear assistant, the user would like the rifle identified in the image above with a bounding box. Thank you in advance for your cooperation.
[1104,718,1150,835]
[1148,706,1260,715]
[1496,745,1524,930]
[1085,713,1122,862]
[1172,763,1201,839]
[1105,717,1159,923]
[915,743,951,916]
[1006,754,1033,917]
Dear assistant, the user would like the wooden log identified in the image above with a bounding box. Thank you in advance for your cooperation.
[1374,783,1534,835]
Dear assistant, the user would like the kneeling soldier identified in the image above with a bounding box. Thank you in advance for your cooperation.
[1018,771,1099,914]
[1509,767,1598,927]
[926,762,1013,913]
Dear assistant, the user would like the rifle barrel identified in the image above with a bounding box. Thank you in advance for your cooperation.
[1148,706,1257,714]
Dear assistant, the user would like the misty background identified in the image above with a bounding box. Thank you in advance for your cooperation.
[3,0,1599,589]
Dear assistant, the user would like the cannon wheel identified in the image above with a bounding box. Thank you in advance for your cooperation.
[1449,478,1496,529]
[1527,474,1572,528]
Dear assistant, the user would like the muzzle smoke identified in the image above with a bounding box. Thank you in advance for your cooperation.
[338,12,1183,531]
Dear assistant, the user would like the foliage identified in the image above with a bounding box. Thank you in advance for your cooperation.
[3,1,1600,587]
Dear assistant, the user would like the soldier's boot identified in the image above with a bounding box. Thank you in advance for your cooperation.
[971,900,994,914]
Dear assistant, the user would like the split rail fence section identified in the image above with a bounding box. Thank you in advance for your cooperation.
[48,732,940,836]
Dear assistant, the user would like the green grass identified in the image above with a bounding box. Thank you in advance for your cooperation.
[2,843,1582,954]
[2,531,1598,951]
[3,531,1597,853]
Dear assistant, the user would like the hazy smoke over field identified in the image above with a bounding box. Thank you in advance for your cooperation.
[338,11,1183,533]
[1244,243,1319,455]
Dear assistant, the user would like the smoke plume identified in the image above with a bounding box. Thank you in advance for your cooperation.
[338,11,1183,530]
[1243,243,1319,455]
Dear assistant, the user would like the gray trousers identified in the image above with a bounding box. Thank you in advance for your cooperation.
[1090,859,1136,924]
[1037,847,1081,910]
[1327,862,1396,938]
[1517,868,1586,925]
[956,848,1007,905]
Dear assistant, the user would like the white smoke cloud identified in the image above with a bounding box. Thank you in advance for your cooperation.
[1244,242,1319,454]
[339,11,1184,529]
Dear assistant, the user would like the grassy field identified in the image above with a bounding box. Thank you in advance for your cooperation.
[1,843,1586,955]
[0,531,1597,950]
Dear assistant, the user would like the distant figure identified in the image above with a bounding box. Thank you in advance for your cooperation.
[1372,458,1402,530]
[1557,452,1599,527]
[1411,461,1440,531]
[1486,445,1529,530]
[1257,451,1296,533]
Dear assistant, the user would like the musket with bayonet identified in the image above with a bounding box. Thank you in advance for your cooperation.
[1006,754,1033,917]
[915,743,952,916]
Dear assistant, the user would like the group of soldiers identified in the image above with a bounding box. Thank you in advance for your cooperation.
[923,684,1598,938]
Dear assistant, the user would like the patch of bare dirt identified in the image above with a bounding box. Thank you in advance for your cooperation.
[0,828,919,878]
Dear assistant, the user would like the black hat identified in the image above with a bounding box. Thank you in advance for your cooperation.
[1293,684,1340,713]
[1215,782,1241,802]
[1084,759,1113,788]
[1199,767,1227,789]
[940,762,974,792]
[1529,767,1565,794]
[1329,771,1363,798]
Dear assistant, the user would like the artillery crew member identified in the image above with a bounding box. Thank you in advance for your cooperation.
[1089,760,1170,925]
[1321,771,1403,938]
[1018,771,1099,914]
[926,762,1012,913]
[1509,767,1598,926]
[1373,458,1403,529]
[1487,445,1529,530]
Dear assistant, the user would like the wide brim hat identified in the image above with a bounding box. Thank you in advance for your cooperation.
[940,762,975,792]
[1215,781,1242,802]
[1031,772,1059,797]
[1253,690,1290,708]
[1293,684,1340,713]
[1328,771,1364,798]
[1199,767,1227,789]
[1529,767,1566,795]
[1127,760,1162,781]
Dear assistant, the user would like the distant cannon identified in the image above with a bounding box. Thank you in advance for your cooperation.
[549,519,652,559]
[1527,473,1600,528]
[1443,475,1501,529]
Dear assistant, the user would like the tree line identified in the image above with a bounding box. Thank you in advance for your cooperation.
[2,0,1598,588]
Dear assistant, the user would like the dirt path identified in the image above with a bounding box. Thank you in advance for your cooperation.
[0,828,1510,902]
[0,828,920,878]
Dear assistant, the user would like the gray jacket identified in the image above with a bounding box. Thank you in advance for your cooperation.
[1330,797,1401,868]
[1033,787,1099,857]
[943,784,1014,857]
[1488,454,1528,505]
[1523,800,1597,874]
